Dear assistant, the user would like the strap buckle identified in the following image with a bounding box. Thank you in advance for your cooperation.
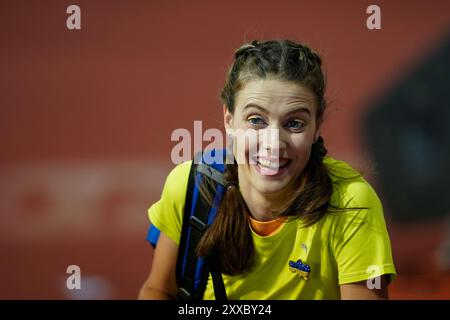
[189,215,207,232]
[177,287,192,300]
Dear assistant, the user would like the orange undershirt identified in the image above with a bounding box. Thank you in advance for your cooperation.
[248,215,286,236]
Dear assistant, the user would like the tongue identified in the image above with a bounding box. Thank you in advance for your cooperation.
[259,164,280,176]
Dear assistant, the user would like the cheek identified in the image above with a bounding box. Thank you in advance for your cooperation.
[290,133,313,149]
[231,122,257,163]
[289,135,314,160]
[236,137,258,165]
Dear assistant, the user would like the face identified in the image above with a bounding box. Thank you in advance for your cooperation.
[224,77,320,198]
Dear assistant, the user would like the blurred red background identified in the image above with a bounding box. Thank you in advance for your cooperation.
[0,0,449,299]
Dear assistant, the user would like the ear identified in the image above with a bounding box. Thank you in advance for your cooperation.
[223,104,233,131]
[314,131,320,142]
[314,116,323,142]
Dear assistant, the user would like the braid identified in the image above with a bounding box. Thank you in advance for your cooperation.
[311,136,327,159]
[234,40,260,60]
[197,162,255,275]
[298,45,322,67]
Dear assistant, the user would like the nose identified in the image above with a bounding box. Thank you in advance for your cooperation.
[258,126,286,157]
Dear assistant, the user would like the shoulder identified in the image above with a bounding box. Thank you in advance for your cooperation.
[323,156,381,210]
[321,156,386,238]
[320,158,396,285]
[147,160,192,245]
[162,160,192,200]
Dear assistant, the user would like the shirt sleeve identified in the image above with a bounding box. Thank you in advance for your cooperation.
[330,178,397,285]
[147,160,192,245]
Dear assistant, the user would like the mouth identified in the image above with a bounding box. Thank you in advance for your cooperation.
[253,157,292,176]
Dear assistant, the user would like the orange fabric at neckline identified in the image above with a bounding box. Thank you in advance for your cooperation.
[247,215,286,236]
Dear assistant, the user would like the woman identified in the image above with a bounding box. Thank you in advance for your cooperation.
[139,39,396,300]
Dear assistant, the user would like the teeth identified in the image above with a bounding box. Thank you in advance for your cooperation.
[258,158,288,169]
[259,159,281,169]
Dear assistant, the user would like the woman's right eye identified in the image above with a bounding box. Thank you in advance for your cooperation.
[247,116,267,126]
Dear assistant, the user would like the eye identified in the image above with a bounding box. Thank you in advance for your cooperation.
[247,116,267,127]
[285,119,305,131]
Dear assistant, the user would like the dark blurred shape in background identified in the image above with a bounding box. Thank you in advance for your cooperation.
[362,31,450,298]
[364,32,450,224]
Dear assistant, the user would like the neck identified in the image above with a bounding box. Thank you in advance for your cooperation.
[240,189,280,221]
[238,179,292,222]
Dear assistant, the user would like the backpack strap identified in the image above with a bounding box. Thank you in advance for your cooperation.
[205,249,228,301]
[176,149,228,300]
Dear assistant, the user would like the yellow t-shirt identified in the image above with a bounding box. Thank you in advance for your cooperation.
[148,156,396,300]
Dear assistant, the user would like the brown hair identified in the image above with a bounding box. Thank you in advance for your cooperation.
[196,39,362,276]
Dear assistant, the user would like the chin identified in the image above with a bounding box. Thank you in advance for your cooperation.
[255,182,291,195]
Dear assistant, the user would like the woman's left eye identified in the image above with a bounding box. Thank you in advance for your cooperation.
[285,120,305,130]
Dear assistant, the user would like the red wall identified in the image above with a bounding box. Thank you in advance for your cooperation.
[1,0,449,299]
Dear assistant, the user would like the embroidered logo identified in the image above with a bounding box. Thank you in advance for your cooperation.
[289,259,311,281]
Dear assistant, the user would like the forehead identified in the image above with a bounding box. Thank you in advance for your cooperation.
[235,78,316,110]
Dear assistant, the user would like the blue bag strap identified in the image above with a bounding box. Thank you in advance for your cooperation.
[176,148,228,300]
[144,148,228,300]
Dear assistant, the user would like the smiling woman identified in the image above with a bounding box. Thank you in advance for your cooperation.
[139,39,396,300]
[224,79,320,211]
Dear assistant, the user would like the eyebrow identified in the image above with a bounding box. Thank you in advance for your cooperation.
[243,103,312,116]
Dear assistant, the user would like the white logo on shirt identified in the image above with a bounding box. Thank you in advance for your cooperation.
[301,243,308,254]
